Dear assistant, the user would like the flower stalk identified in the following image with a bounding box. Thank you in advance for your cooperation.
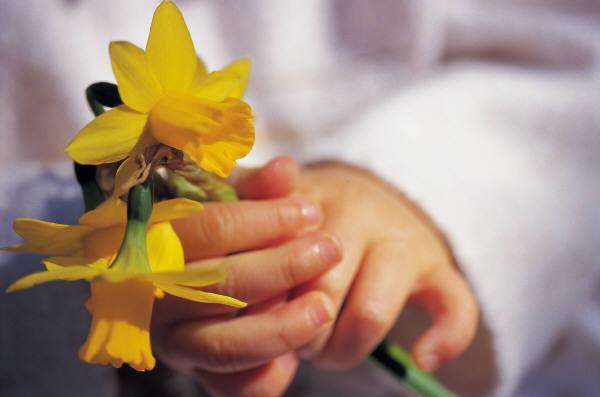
[109,176,153,274]
[371,341,457,397]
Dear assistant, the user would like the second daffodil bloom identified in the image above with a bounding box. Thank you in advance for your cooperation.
[5,188,245,371]
[65,0,254,179]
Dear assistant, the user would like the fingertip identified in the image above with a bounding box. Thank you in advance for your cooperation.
[259,156,300,197]
[267,156,300,182]
[411,339,441,372]
[315,233,343,265]
[410,269,480,371]
[410,316,475,371]
[237,156,299,199]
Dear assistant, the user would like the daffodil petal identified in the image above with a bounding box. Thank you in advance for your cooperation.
[222,58,251,98]
[145,0,197,93]
[141,265,226,287]
[43,256,110,270]
[109,41,162,112]
[149,96,254,177]
[149,198,203,224]
[191,70,240,101]
[65,105,147,165]
[9,218,91,256]
[79,198,127,228]
[111,132,158,199]
[6,266,102,293]
[155,282,246,308]
[191,56,209,86]
[147,222,184,272]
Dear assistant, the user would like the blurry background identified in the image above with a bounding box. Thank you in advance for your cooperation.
[1,1,599,396]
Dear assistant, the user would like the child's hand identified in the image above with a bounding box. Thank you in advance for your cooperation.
[294,162,479,372]
[152,157,343,395]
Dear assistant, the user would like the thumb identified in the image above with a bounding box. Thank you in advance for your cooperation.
[410,268,479,371]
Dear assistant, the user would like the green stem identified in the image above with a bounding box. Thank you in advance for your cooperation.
[75,82,124,210]
[371,342,457,397]
[73,163,104,211]
[85,82,122,116]
[110,177,153,273]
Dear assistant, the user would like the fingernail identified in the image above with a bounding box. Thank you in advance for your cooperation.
[299,200,322,226]
[418,352,439,371]
[316,237,342,263]
[308,298,333,327]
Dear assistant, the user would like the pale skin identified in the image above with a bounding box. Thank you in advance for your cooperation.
[152,156,479,397]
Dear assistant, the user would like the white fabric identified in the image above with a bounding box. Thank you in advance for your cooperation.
[1,1,600,396]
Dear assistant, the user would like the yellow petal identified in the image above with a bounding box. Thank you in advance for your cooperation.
[6,266,102,293]
[79,280,156,371]
[79,198,127,228]
[82,226,124,260]
[191,70,240,101]
[155,282,246,308]
[43,256,111,270]
[149,198,203,224]
[140,264,226,287]
[110,132,158,199]
[222,58,251,98]
[190,59,251,100]
[109,41,162,112]
[190,56,209,86]
[8,218,91,256]
[145,0,197,93]
[65,105,147,165]
[147,222,184,272]
[148,96,254,177]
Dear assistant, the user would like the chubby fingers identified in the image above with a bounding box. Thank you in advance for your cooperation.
[409,267,479,371]
[313,240,416,369]
[291,216,365,358]
[156,291,335,374]
[194,353,299,397]
[228,156,299,199]
[172,197,322,260]
[204,233,342,306]
[154,233,342,322]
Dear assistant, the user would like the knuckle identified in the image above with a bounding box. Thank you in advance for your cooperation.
[209,272,240,299]
[273,200,300,233]
[275,324,298,352]
[199,207,236,246]
[197,335,240,371]
[278,251,301,287]
[278,241,314,284]
[350,301,390,337]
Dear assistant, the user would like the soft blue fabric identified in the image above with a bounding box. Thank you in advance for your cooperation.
[0,163,116,397]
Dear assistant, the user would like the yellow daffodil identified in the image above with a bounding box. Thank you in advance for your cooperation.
[5,196,244,371]
[65,0,254,180]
